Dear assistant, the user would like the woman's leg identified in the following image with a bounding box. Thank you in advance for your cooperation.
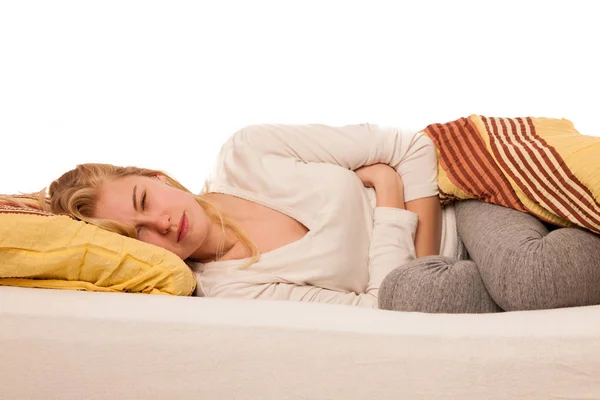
[379,256,501,313]
[455,200,600,311]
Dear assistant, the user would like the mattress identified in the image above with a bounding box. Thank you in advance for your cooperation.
[1,286,600,399]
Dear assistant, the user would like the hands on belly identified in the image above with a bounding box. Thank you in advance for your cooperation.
[353,164,405,209]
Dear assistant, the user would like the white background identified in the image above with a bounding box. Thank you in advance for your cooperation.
[1,0,598,195]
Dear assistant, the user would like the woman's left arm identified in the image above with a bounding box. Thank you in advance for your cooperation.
[230,123,439,204]
[406,195,443,257]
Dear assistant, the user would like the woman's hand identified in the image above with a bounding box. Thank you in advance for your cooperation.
[356,164,441,258]
[354,164,405,209]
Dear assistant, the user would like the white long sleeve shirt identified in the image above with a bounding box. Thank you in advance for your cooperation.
[192,123,462,308]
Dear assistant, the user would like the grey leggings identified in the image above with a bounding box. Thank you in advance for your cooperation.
[378,200,600,313]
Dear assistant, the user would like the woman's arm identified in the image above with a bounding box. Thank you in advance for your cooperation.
[229,124,439,204]
[356,164,442,257]
[354,164,419,291]
[406,196,442,257]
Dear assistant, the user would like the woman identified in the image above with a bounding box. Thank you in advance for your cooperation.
[47,123,600,312]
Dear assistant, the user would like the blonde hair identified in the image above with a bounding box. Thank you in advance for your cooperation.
[0,192,49,210]
[39,163,259,265]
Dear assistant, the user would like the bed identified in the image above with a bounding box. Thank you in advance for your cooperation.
[2,286,600,399]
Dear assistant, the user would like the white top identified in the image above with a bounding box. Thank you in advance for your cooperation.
[192,123,462,308]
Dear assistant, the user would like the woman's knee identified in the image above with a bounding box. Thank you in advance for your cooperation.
[479,227,600,311]
[454,200,600,311]
[379,256,501,313]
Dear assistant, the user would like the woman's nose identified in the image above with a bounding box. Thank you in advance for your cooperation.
[143,214,172,234]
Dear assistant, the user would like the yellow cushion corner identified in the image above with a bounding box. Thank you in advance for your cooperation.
[0,211,196,296]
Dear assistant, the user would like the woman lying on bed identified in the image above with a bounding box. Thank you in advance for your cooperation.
[47,124,600,313]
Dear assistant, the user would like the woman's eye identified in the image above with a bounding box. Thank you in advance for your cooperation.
[141,191,147,210]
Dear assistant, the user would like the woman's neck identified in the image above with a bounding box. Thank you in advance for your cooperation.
[188,192,240,263]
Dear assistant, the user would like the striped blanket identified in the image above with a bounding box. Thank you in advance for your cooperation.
[423,115,600,234]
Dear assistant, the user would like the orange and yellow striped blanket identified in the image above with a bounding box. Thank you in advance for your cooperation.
[423,115,600,234]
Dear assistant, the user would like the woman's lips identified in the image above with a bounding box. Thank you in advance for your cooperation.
[177,212,188,242]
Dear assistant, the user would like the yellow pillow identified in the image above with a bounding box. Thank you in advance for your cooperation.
[0,197,196,295]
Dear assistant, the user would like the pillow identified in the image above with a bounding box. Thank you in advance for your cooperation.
[423,115,600,234]
[0,195,196,295]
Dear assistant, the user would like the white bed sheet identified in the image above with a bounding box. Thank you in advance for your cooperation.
[1,286,600,400]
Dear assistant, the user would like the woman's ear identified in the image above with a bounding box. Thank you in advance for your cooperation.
[154,174,167,183]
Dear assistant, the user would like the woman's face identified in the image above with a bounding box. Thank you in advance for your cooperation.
[94,175,210,260]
